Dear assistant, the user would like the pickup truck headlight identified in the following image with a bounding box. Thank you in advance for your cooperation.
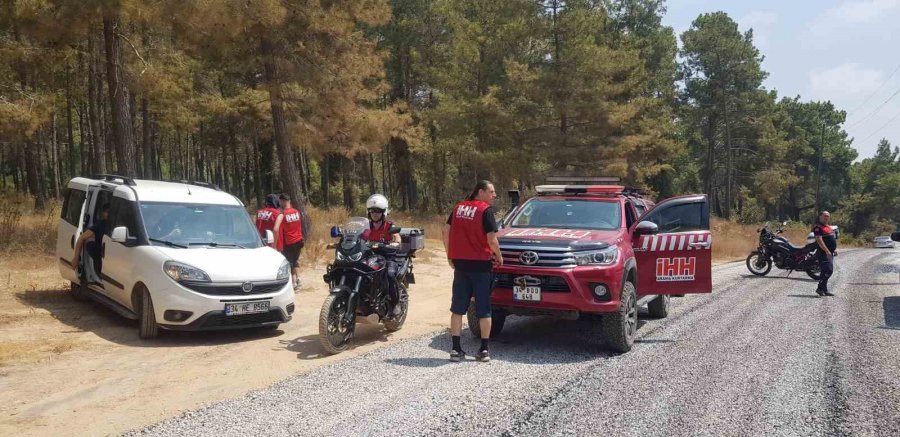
[574,247,618,266]
[277,260,290,280]
[164,261,211,282]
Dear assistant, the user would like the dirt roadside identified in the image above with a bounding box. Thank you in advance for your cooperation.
[0,246,455,437]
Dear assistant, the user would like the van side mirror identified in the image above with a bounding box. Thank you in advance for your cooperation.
[634,221,659,236]
[265,230,275,245]
[111,226,137,246]
[892,232,900,242]
[330,226,343,238]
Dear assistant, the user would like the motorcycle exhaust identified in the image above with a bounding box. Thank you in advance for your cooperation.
[355,314,380,325]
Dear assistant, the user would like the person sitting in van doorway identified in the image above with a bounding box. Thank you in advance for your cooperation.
[256,194,284,251]
[443,180,503,363]
[71,202,110,282]
[361,194,403,316]
[279,193,305,291]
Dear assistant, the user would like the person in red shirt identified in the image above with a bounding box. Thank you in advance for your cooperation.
[361,194,403,316]
[443,180,503,363]
[256,194,283,251]
[279,193,305,291]
[812,211,837,297]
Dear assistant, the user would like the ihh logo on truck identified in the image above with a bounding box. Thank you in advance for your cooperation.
[656,257,696,282]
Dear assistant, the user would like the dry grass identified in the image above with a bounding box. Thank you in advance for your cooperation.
[0,338,77,367]
[710,218,811,262]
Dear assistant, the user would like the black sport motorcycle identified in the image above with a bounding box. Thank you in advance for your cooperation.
[746,222,822,280]
[318,217,423,354]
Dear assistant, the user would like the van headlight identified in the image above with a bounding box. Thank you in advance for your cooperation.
[574,247,618,266]
[277,260,290,280]
[164,261,211,282]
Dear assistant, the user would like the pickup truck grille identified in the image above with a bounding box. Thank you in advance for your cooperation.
[494,273,570,292]
[501,245,576,268]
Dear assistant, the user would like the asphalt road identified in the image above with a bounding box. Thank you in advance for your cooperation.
[132,248,900,437]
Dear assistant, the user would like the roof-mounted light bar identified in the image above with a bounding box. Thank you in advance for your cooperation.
[535,184,626,195]
[545,176,622,184]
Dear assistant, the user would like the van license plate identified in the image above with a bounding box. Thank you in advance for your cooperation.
[513,286,541,302]
[224,301,270,316]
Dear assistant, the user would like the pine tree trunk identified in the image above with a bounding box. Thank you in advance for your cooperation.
[102,15,136,176]
[65,71,77,180]
[88,33,106,175]
[142,98,153,179]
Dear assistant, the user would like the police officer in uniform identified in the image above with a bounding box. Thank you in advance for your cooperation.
[812,211,837,296]
[443,180,503,362]
[361,194,403,316]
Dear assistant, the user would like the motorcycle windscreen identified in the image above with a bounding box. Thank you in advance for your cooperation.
[632,195,712,294]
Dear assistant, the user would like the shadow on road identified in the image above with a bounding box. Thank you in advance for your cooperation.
[883,296,900,329]
[279,326,394,360]
[787,294,822,299]
[16,287,285,347]
[741,274,816,283]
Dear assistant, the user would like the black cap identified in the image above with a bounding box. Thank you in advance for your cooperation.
[279,193,290,201]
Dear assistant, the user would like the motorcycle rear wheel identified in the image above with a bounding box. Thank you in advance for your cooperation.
[318,294,354,354]
[805,264,822,281]
[746,251,772,276]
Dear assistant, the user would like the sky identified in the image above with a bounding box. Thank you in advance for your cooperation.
[662,0,900,160]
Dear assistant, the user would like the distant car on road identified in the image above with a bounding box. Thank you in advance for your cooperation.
[874,235,895,248]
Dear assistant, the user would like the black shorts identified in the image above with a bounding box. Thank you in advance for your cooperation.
[282,241,304,268]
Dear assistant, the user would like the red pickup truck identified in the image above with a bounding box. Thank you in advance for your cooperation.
[468,181,713,352]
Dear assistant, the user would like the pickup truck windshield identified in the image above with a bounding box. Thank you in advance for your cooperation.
[141,202,263,249]
[510,198,621,230]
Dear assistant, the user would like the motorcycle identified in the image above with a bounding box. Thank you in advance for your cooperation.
[746,222,822,280]
[318,217,423,354]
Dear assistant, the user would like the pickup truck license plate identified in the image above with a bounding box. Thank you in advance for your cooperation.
[224,301,270,316]
[513,286,541,302]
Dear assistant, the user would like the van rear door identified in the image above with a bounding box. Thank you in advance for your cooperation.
[57,180,90,283]
[631,195,712,295]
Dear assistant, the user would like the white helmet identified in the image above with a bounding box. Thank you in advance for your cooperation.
[366,194,390,215]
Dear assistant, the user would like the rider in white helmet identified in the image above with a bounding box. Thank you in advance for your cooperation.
[363,194,403,315]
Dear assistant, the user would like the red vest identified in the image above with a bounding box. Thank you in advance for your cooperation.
[364,220,394,243]
[282,208,304,245]
[448,200,492,261]
[256,207,283,250]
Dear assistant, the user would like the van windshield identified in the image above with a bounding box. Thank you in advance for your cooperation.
[510,198,621,230]
[140,202,262,249]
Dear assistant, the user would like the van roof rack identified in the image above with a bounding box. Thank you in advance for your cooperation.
[94,174,136,186]
[168,179,222,191]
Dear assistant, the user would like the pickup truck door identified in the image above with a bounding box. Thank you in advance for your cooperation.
[632,195,712,295]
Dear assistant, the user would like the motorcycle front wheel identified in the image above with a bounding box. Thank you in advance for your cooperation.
[318,294,354,354]
[746,251,772,276]
[383,283,409,332]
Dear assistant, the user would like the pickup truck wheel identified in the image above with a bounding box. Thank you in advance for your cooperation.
[138,286,160,340]
[70,281,89,301]
[466,303,506,338]
[647,295,670,318]
[602,281,637,353]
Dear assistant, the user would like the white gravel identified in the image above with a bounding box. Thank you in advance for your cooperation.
[128,249,900,437]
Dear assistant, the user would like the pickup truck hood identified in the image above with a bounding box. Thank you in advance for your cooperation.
[498,227,620,249]
[152,246,285,282]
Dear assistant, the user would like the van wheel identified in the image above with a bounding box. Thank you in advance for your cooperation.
[602,281,637,353]
[467,303,506,338]
[70,281,89,301]
[138,286,160,340]
[647,295,670,318]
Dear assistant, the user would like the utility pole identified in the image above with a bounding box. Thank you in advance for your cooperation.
[814,114,825,214]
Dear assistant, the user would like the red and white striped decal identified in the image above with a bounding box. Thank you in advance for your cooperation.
[638,232,711,252]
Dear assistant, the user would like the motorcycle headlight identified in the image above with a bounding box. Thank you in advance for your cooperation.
[349,252,363,262]
[276,260,290,280]
[164,261,211,282]
[574,247,618,266]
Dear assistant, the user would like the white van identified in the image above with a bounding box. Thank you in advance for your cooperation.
[57,175,294,338]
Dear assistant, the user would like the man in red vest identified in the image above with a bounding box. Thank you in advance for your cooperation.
[279,193,305,291]
[443,180,503,363]
[256,194,283,251]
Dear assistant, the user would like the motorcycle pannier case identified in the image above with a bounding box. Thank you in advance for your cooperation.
[399,228,425,254]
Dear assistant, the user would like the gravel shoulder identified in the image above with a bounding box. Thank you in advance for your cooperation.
[131,248,900,437]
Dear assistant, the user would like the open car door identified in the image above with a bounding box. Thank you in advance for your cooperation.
[632,195,712,295]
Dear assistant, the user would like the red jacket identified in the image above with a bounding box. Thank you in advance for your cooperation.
[281,207,304,245]
[448,200,492,261]
[256,207,283,251]
[363,220,394,243]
